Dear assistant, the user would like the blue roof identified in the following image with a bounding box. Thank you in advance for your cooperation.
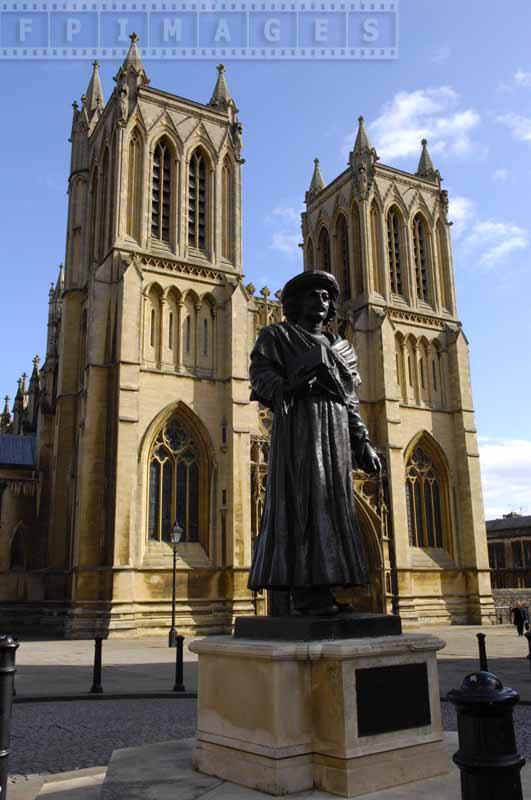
[0,435,36,467]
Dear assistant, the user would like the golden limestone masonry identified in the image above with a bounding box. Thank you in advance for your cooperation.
[0,40,495,635]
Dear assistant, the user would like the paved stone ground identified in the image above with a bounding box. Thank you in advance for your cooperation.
[12,624,531,698]
[7,624,531,788]
[8,699,197,785]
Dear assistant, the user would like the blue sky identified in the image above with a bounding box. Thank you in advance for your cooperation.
[1,0,530,517]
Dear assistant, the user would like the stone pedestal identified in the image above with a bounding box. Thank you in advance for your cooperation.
[190,632,449,798]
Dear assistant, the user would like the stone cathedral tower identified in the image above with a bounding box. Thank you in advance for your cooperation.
[0,38,284,636]
[0,60,494,633]
[301,118,495,625]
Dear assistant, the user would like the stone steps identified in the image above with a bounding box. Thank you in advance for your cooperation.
[14,733,531,799]
[96,732,466,799]
[35,767,106,800]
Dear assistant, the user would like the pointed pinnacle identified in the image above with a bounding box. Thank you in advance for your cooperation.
[416,138,438,181]
[85,59,105,113]
[114,31,150,84]
[209,63,234,110]
[353,114,374,155]
[309,158,325,194]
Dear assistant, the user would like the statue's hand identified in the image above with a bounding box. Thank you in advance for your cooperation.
[359,444,382,476]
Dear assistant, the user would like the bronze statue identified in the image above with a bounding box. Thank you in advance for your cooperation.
[248,271,381,616]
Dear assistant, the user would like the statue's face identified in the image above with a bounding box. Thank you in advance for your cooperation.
[300,287,330,324]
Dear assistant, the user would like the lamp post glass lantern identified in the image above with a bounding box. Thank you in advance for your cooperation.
[169,522,183,647]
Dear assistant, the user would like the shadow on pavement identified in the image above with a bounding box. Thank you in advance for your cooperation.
[438,656,531,700]
[14,662,198,698]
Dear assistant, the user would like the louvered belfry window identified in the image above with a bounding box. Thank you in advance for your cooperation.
[188,149,207,251]
[318,227,331,272]
[387,207,403,296]
[126,130,142,242]
[413,214,431,303]
[221,158,233,260]
[151,138,172,243]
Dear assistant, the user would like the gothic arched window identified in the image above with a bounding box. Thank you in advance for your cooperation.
[436,220,451,311]
[90,169,99,261]
[151,137,173,243]
[10,526,26,570]
[148,416,203,545]
[99,146,110,258]
[221,157,233,260]
[144,285,163,364]
[335,215,351,299]
[351,205,363,296]
[306,238,315,270]
[413,213,431,304]
[127,128,143,242]
[405,444,449,550]
[370,201,382,294]
[318,227,331,272]
[386,206,404,296]
[188,148,208,251]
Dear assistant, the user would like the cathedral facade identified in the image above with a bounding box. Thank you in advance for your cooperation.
[0,41,495,635]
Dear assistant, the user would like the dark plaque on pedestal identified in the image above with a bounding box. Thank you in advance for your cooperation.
[356,663,431,736]
[234,613,401,641]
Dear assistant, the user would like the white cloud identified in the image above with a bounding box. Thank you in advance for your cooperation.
[491,168,509,183]
[499,68,531,91]
[479,437,531,519]
[448,194,475,237]
[463,220,528,265]
[447,193,528,265]
[268,205,302,258]
[347,86,482,162]
[496,112,531,143]
[514,68,531,88]
[271,231,300,256]
[270,206,301,225]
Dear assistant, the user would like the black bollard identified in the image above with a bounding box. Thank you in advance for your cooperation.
[90,637,103,694]
[525,630,531,680]
[0,634,19,800]
[476,632,488,671]
[173,635,185,692]
[449,671,525,800]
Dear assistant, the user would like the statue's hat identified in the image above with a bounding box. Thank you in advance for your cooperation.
[280,270,340,305]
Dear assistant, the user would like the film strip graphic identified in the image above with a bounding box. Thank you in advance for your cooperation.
[0,0,398,59]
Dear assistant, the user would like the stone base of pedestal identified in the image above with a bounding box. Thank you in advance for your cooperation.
[190,630,449,798]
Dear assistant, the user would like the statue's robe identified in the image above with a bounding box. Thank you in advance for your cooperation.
[248,321,370,591]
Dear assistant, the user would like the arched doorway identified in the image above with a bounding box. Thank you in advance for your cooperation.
[333,492,385,613]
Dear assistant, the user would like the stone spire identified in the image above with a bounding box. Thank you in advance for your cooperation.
[12,374,27,435]
[28,355,41,392]
[0,395,11,433]
[85,60,105,114]
[416,138,440,183]
[114,32,150,87]
[306,158,325,204]
[353,115,376,157]
[209,64,236,113]
[349,115,379,200]
[26,356,41,432]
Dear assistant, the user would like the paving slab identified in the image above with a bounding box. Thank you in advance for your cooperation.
[37,770,105,800]
[97,734,531,800]
[7,776,44,800]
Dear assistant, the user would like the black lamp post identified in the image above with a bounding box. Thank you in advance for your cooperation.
[168,521,183,647]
